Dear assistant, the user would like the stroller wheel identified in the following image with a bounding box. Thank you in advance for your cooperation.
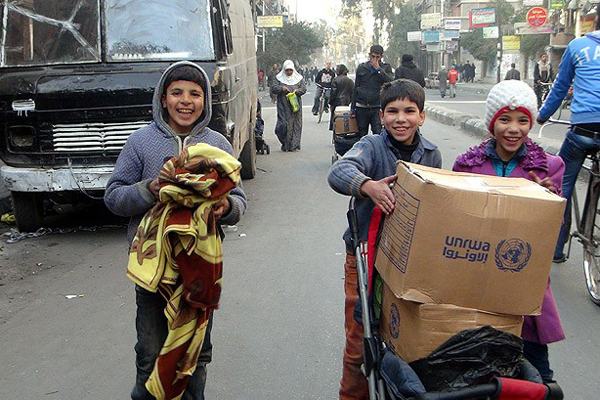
[331,154,338,164]
[266,144,270,155]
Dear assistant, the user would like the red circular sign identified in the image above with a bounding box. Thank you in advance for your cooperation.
[526,7,548,27]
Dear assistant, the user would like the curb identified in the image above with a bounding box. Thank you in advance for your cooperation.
[424,103,561,156]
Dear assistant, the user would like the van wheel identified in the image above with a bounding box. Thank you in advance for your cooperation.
[240,137,256,180]
[11,191,44,232]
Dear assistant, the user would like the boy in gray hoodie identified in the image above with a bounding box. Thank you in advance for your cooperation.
[104,61,246,400]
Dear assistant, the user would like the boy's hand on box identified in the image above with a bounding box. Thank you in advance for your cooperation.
[361,175,397,215]
[528,171,557,194]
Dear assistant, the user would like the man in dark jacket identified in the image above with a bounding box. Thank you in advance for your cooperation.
[351,45,394,137]
[505,63,521,80]
[328,64,355,130]
[395,54,425,87]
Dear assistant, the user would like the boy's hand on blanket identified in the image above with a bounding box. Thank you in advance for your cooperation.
[361,175,397,215]
[149,178,161,199]
[528,171,557,194]
[213,198,231,220]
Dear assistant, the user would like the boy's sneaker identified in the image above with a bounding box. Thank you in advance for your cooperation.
[553,254,567,264]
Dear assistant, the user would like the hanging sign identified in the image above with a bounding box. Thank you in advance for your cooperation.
[423,31,441,43]
[470,8,496,28]
[502,35,521,51]
[483,26,499,39]
[407,31,422,42]
[526,7,548,27]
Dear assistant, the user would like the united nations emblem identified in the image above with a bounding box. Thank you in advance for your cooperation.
[389,303,400,339]
[494,238,532,272]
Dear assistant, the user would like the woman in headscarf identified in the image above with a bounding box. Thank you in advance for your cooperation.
[271,60,306,152]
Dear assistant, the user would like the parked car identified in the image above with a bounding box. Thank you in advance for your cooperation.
[425,73,440,89]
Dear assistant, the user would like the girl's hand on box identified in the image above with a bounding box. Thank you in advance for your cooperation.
[361,175,397,215]
[529,171,557,194]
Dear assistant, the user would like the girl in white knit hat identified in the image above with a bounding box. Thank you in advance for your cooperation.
[452,79,566,383]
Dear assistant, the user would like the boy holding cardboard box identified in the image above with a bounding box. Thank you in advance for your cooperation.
[328,79,441,400]
[453,80,565,382]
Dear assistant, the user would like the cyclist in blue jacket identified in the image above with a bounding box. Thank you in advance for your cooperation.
[537,7,600,263]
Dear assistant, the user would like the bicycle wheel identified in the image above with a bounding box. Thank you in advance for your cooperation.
[582,172,600,305]
[317,95,325,124]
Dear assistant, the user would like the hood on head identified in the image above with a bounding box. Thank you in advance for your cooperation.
[152,61,212,138]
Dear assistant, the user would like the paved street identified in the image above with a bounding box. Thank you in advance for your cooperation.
[0,85,598,399]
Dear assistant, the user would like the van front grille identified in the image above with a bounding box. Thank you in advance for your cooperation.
[52,121,148,152]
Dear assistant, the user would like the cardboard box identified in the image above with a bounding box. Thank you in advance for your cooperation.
[333,106,359,134]
[380,282,524,363]
[375,162,566,316]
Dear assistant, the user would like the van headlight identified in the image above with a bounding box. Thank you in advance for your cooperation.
[9,126,36,148]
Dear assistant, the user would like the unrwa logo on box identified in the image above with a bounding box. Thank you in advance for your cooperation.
[389,303,400,339]
[494,238,532,273]
[442,236,532,273]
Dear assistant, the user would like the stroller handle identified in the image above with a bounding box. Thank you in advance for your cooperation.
[411,377,563,400]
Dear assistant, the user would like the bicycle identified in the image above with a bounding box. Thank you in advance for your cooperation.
[538,82,553,108]
[315,84,331,123]
[539,119,600,305]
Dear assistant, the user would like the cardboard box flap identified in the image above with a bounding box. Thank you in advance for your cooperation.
[400,162,564,202]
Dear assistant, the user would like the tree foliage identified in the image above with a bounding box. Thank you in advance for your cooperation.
[460,0,515,62]
[460,28,497,62]
[257,21,323,69]
[341,0,420,65]
[387,3,420,66]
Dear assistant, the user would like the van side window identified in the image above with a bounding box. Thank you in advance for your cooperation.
[213,0,233,56]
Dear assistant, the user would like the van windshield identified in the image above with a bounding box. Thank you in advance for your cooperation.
[0,0,101,67]
[0,0,215,67]
[105,0,215,62]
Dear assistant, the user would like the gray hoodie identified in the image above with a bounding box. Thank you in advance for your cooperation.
[104,61,247,244]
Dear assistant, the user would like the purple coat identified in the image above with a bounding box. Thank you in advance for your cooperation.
[453,139,566,344]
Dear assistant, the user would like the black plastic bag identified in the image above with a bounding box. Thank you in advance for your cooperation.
[409,326,524,392]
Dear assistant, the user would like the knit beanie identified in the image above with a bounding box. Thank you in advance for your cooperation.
[485,80,538,133]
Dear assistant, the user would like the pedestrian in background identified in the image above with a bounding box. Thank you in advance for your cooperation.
[534,53,554,109]
[351,45,394,137]
[312,61,336,116]
[394,53,425,87]
[447,65,459,98]
[271,60,306,152]
[505,63,521,80]
[329,64,354,131]
[438,65,448,98]
[267,63,280,103]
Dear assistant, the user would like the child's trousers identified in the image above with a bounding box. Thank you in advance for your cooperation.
[131,285,213,400]
[340,253,369,400]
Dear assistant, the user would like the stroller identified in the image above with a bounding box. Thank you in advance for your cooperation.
[331,106,360,164]
[255,100,270,155]
[347,199,564,400]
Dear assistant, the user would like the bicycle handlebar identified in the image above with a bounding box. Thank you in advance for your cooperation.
[315,83,331,90]
[538,118,571,138]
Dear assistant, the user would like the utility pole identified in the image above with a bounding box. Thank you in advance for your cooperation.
[496,8,502,83]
